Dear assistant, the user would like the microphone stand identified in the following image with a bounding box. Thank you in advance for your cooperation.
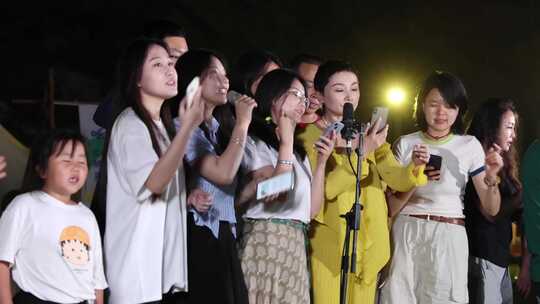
[339,122,366,304]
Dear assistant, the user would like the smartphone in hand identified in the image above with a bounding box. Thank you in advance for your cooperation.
[323,121,344,137]
[425,154,442,172]
[256,171,295,200]
[185,76,200,107]
[370,107,389,133]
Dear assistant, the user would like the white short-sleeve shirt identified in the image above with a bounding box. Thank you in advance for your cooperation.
[243,136,312,223]
[105,108,188,304]
[0,191,107,303]
[394,131,485,217]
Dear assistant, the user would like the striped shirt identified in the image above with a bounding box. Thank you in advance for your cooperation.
[175,117,237,239]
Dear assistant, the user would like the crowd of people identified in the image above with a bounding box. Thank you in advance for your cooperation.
[0,19,539,304]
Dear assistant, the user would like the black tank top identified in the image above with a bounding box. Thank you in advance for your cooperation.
[464,175,522,267]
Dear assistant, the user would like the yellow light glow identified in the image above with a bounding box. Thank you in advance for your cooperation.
[387,88,406,105]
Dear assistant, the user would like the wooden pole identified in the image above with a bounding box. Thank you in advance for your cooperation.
[47,67,55,129]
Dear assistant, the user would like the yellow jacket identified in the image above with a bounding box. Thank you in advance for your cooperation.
[298,124,426,286]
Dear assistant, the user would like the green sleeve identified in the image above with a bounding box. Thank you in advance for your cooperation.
[522,140,540,281]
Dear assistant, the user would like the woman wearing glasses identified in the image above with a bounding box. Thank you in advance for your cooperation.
[298,61,428,303]
[237,69,334,303]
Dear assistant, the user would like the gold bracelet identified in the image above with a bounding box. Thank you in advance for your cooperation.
[484,176,501,187]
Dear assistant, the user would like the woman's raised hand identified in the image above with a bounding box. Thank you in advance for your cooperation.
[411,144,429,166]
[179,86,205,128]
[363,118,388,155]
[235,95,257,128]
[315,131,336,164]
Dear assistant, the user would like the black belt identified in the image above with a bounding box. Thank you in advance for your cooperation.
[14,290,86,304]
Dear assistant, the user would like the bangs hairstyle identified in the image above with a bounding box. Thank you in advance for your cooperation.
[115,38,176,157]
[467,98,521,190]
[25,129,88,191]
[231,49,283,96]
[413,71,469,134]
[313,60,357,94]
[173,49,231,154]
[250,68,307,159]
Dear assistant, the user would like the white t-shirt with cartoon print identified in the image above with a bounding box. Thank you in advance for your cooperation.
[0,191,107,303]
[394,131,486,217]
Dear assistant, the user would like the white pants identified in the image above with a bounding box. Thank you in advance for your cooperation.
[380,215,469,304]
[468,257,512,304]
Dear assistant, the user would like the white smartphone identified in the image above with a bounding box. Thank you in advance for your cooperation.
[256,171,295,200]
[185,76,200,107]
[370,107,389,133]
[323,121,344,137]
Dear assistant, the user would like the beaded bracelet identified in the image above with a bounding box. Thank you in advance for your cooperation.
[231,136,244,145]
[278,159,294,166]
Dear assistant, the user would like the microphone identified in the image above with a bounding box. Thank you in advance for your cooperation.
[227,90,243,106]
[341,102,356,150]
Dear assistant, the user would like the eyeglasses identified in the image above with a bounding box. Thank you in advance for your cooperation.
[286,90,309,107]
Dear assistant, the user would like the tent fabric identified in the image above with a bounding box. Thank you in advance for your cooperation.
[0,124,29,202]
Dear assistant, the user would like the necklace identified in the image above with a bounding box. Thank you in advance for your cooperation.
[321,116,332,127]
[424,131,451,141]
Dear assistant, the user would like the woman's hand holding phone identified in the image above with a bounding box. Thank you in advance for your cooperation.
[179,84,204,129]
[363,118,388,155]
[315,131,336,164]
[425,154,442,181]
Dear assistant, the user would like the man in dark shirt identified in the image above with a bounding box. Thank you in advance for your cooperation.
[289,54,323,127]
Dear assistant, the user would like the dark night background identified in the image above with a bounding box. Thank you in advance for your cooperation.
[1,0,539,150]
[0,2,538,302]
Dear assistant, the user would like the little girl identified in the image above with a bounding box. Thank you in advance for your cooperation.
[0,129,107,304]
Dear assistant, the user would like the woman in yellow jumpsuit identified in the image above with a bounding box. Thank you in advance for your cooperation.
[297,61,427,303]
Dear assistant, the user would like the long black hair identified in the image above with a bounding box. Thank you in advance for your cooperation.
[467,98,521,191]
[249,69,307,159]
[173,49,232,154]
[92,38,176,234]
[115,38,176,155]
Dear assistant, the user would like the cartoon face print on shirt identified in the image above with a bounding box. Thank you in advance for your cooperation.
[59,226,90,266]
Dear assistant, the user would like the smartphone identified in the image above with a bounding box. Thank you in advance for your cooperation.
[323,121,344,137]
[185,76,200,107]
[370,107,389,133]
[425,154,442,171]
[256,171,295,200]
